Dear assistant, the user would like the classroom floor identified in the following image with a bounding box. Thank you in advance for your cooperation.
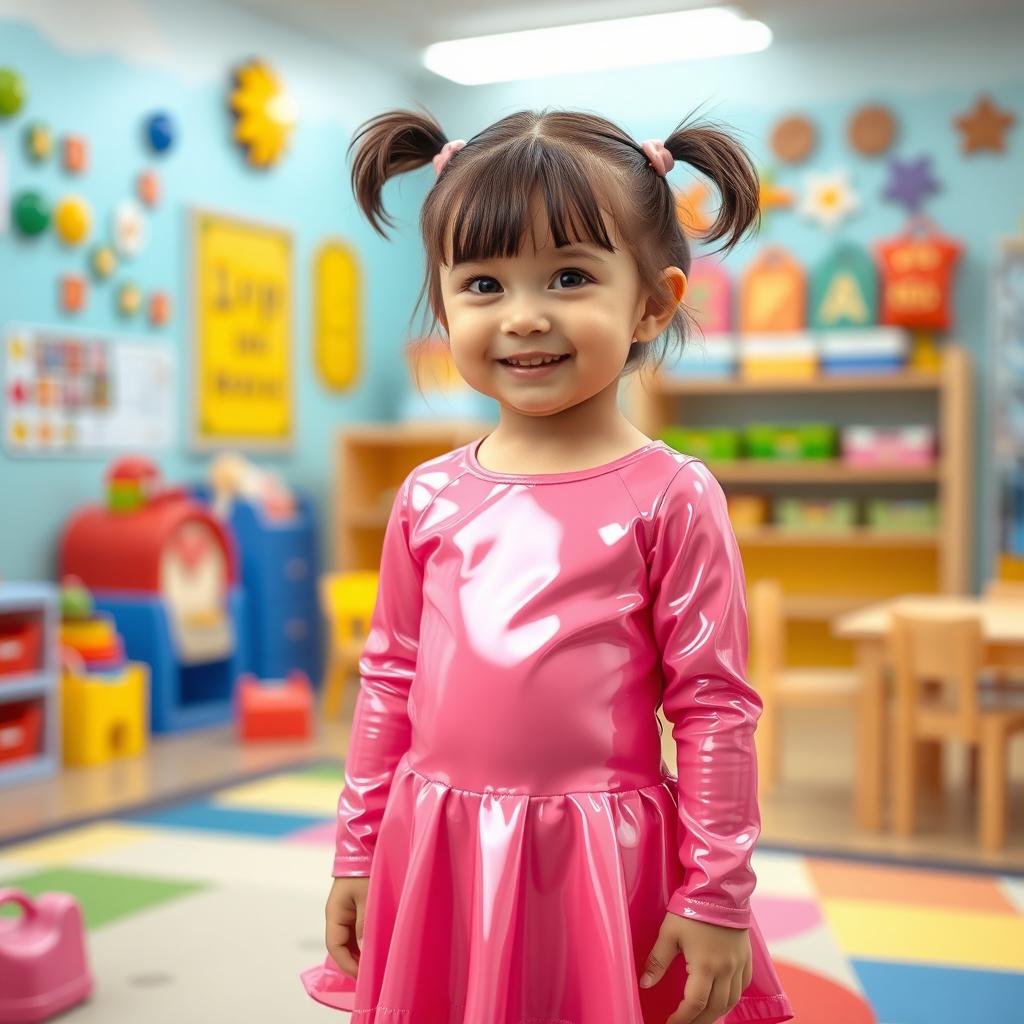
[2,685,1023,869]
[2,752,1022,1023]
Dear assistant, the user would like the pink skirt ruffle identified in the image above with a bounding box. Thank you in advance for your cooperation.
[302,755,793,1023]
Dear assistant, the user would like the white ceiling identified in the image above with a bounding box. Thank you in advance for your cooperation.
[221,0,1021,81]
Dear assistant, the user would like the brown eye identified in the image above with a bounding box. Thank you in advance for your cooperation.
[466,276,501,295]
[553,269,590,289]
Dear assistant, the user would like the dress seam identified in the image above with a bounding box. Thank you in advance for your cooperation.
[403,761,673,799]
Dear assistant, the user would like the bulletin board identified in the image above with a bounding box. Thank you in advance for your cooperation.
[191,208,293,450]
[4,324,175,456]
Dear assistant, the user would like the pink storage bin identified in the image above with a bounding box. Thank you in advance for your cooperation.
[840,425,937,468]
[0,889,93,1022]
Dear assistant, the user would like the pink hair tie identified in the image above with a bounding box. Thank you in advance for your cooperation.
[433,139,466,177]
[641,138,674,177]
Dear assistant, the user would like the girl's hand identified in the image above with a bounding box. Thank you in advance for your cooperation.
[325,875,370,979]
[639,914,753,1024]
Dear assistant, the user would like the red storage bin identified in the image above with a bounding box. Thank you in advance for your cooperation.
[0,616,43,676]
[0,700,43,763]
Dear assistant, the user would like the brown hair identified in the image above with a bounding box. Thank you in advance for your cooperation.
[349,105,759,377]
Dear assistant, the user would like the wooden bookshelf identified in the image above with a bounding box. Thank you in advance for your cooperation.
[621,345,974,666]
[332,420,490,571]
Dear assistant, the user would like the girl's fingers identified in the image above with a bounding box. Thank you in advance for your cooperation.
[726,971,744,1017]
[326,921,359,978]
[680,973,733,1024]
[668,967,712,1024]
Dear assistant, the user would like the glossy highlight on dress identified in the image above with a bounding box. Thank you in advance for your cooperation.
[302,437,794,1024]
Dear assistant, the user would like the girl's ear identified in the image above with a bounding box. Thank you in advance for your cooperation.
[635,268,686,342]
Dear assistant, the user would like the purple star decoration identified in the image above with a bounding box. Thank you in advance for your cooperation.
[882,155,940,212]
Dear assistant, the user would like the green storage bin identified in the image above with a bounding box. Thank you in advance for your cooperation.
[659,427,741,461]
[743,423,837,460]
[865,499,939,532]
[775,497,858,531]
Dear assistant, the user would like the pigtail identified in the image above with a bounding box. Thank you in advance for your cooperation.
[348,107,448,237]
[664,114,760,254]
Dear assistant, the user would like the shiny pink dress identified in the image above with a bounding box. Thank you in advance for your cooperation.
[302,436,793,1024]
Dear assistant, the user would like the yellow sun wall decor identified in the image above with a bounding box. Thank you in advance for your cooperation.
[228,59,296,168]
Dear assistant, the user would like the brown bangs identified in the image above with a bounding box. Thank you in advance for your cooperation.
[424,141,629,269]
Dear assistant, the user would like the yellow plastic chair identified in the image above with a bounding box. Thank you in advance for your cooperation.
[320,571,379,718]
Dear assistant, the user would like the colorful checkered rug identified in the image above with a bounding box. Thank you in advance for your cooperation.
[1,762,1022,1023]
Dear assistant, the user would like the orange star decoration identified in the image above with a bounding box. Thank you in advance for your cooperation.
[674,181,712,234]
[229,59,297,168]
[759,169,794,213]
[954,94,1015,155]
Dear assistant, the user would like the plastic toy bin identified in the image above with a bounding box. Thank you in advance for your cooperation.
[0,615,43,676]
[0,700,44,764]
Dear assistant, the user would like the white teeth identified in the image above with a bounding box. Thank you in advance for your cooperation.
[506,355,564,366]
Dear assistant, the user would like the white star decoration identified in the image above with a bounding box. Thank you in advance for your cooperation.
[798,169,860,230]
[114,199,146,258]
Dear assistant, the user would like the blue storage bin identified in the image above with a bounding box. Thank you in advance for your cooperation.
[192,486,323,685]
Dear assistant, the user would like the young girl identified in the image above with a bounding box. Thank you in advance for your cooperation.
[302,107,794,1024]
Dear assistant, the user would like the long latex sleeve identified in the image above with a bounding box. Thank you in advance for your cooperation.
[648,459,763,929]
[333,473,423,877]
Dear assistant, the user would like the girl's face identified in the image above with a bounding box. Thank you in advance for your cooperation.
[437,193,683,420]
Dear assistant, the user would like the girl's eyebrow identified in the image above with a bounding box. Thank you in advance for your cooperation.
[452,245,607,269]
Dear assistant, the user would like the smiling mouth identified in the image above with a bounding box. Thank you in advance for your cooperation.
[497,354,572,367]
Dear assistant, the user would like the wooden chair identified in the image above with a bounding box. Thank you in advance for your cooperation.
[889,611,1024,851]
[749,578,863,795]
[319,571,379,718]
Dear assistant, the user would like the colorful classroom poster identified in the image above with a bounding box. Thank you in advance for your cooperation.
[191,209,293,450]
[4,324,175,455]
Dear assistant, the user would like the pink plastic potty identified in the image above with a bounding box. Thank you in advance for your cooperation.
[0,889,93,1023]
[300,954,357,1010]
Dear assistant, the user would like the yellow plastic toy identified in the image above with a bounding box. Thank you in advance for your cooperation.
[61,657,148,767]
[319,571,379,719]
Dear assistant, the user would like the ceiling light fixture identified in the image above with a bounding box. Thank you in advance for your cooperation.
[423,6,772,86]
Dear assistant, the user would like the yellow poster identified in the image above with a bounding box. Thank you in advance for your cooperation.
[192,209,292,449]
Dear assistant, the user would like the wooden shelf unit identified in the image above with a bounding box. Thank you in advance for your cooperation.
[620,345,974,666]
[333,420,491,571]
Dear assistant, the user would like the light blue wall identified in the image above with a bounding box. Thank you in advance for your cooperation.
[0,2,446,581]
[2,5,1022,587]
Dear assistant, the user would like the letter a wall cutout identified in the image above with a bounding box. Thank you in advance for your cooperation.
[811,244,878,329]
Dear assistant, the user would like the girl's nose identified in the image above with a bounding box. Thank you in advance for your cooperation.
[501,308,551,335]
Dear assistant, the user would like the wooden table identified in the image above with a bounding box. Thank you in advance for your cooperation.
[832,594,1024,830]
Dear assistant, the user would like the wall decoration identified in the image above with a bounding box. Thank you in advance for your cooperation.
[191,208,293,449]
[149,291,171,327]
[60,275,87,313]
[798,169,860,230]
[882,154,939,212]
[739,246,806,332]
[90,245,117,280]
[685,256,732,334]
[228,59,297,169]
[54,195,91,246]
[769,114,816,164]
[12,189,49,236]
[954,94,1016,155]
[314,240,361,390]
[117,283,142,317]
[62,135,88,174]
[113,199,145,257]
[875,215,962,330]
[810,244,878,329]
[24,121,52,162]
[674,181,712,234]
[144,111,176,155]
[4,323,175,455]
[848,104,897,156]
[137,169,160,207]
[0,67,25,117]
[757,167,794,217]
